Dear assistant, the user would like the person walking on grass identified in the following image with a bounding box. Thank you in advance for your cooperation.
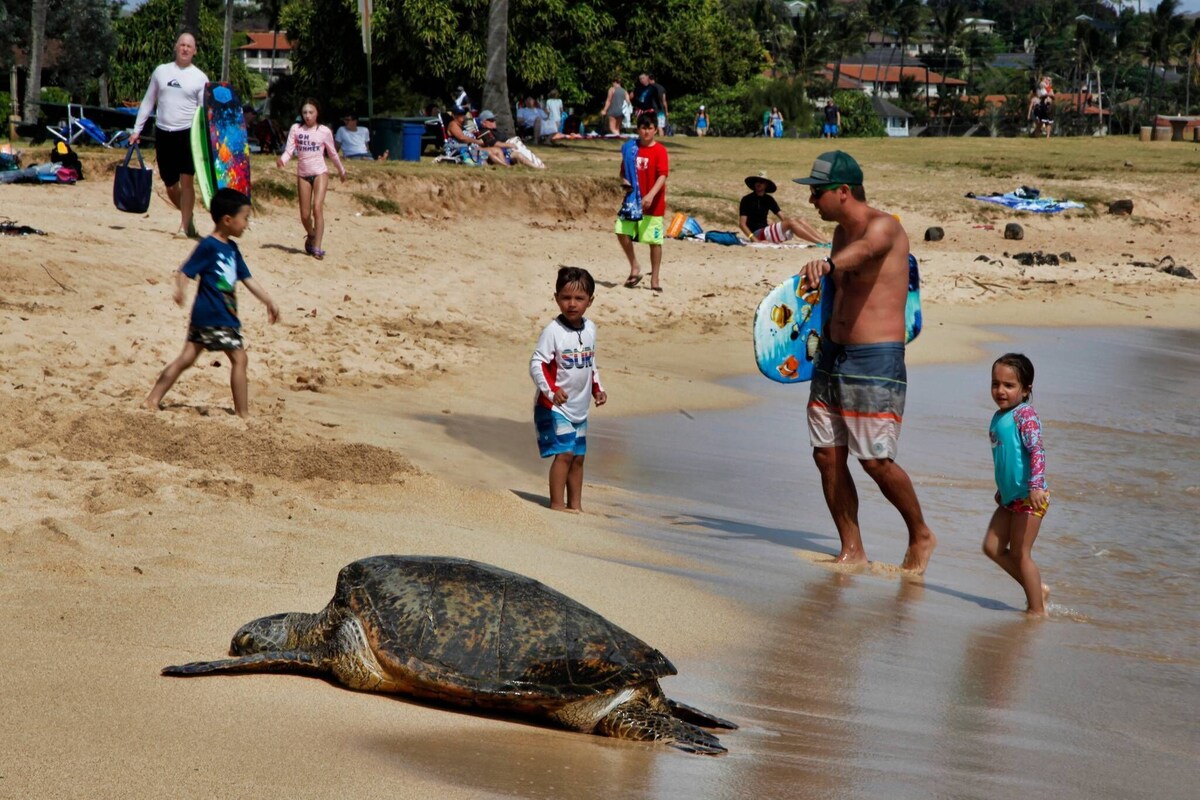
[277,98,346,260]
[128,31,208,239]
[144,188,280,418]
[793,150,937,574]
[983,353,1051,616]
[530,267,607,512]
[616,112,668,293]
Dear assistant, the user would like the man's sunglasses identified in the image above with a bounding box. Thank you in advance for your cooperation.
[810,183,843,199]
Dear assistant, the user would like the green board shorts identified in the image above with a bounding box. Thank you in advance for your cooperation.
[614,215,664,245]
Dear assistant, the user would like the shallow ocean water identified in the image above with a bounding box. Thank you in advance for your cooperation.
[579,327,1200,799]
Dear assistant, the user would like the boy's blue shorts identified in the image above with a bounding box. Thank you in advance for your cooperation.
[535,405,587,458]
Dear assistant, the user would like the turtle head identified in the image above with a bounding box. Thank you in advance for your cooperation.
[230,613,300,655]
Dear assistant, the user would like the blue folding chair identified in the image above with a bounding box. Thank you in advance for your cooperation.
[47,104,129,148]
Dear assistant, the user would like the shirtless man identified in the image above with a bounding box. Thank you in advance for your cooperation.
[793,151,937,574]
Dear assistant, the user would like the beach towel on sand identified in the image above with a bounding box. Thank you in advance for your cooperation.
[618,138,642,221]
[972,191,1084,214]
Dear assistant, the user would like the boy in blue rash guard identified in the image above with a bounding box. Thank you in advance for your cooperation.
[983,353,1051,616]
[144,188,280,418]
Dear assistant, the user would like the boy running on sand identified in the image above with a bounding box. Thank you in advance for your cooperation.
[530,267,607,511]
[144,188,280,418]
[617,111,668,292]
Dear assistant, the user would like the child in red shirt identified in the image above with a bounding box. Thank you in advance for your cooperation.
[616,112,669,293]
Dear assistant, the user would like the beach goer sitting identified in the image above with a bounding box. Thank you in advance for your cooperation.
[476,110,539,167]
[335,113,386,160]
[443,107,486,164]
[739,172,825,244]
[515,97,547,143]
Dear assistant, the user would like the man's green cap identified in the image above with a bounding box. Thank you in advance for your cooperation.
[793,150,864,186]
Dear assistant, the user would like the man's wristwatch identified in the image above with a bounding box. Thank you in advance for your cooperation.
[824,256,836,274]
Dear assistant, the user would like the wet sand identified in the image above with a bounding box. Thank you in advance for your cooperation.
[2,138,1199,797]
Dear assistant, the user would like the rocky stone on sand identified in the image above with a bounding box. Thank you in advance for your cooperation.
[1109,199,1133,215]
[1060,252,1076,262]
[1013,251,1060,266]
[1004,223,1023,240]
[924,227,944,242]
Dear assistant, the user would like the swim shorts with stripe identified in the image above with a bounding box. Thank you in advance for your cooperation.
[808,341,906,460]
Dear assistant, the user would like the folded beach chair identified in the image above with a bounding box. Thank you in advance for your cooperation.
[47,104,129,148]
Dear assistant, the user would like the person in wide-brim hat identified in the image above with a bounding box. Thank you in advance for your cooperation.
[744,173,777,193]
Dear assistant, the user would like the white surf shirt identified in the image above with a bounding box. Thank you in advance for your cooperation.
[134,62,210,134]
[530,316,603,424]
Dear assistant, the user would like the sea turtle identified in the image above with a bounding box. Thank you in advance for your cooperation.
[162,555,736,755]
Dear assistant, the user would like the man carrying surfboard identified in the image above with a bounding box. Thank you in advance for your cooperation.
[129,31,208,239]
[793,151,937,575]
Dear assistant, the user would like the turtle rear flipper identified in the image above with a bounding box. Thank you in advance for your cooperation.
[162,650,322,676]
[596,698,727,755]
[667,698,739,730]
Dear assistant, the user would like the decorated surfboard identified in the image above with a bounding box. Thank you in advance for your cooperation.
[189,82,251,209]
[753,254,923,384]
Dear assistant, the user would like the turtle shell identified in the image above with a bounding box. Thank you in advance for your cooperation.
[335,556,676,705]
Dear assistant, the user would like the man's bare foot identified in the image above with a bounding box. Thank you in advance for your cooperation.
[142,399,160,412]
[900,529,938,575]
[834,549,868,567]
[1042,584,1051,605]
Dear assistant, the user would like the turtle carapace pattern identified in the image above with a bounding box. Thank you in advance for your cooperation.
[162,556,736,755]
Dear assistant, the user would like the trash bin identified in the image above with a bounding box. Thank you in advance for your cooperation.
[401,122,424,162]
[370,118,404,161]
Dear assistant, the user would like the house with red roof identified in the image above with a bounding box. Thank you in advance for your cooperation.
[238,31,293,80]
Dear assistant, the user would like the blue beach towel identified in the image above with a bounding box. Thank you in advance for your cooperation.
[618,138,642,221]
[972,192,1084,214]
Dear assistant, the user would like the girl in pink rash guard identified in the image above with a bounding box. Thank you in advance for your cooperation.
[277,98,346,260]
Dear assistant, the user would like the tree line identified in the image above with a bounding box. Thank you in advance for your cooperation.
[3,0,1198,136]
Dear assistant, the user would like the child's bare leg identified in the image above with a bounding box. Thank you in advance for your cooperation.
[617,234,641,279]
[983,507,1049,610]
[311,173,330,251]
[227,348,250,417]
[297,178,315,242]
[648,244,662,290]
[144,341,203,410]
[548,453,574,510]
[565,455,585,511]
[1010,513,1046,616]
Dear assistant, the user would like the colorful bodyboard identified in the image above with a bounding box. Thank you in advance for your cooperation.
[753,254,923,384]
[191,82,252,209]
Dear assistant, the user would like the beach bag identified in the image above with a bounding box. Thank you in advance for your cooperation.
[666,212,687,239]
[681,216,703,238]
[113,145,153,213]
[700,230,739,245]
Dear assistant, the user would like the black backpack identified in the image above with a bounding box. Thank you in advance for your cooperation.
[51,141,84,179]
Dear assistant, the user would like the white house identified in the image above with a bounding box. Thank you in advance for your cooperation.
[238,31,292,80]
[871,96,912,137]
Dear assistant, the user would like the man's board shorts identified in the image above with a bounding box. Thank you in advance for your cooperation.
[999,493,1050,518]
[808,341,905,460]
[614,215,664,245]
[823,123,839,137]
[535,405,587,458]
[188,325,244,351]
[155,127,196,186]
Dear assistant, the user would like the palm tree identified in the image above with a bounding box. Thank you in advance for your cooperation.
[1143,0,1185,118]
[788,0,837,99]
[828,2,870,94]
[1186,18,1200,114]
[22,0,48,124]
[893,0,924,105]
[182,0,200,34]
[482,0,514,138]
[930,0,965,129]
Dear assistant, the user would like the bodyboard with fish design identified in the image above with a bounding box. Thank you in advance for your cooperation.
[753,254,922,384]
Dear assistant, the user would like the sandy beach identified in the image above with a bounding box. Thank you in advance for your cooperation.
[2,136,1198,797]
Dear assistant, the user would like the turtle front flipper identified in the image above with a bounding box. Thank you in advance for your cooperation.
[595,693,727,755]
[667,698,739,730]
[162,650,322,676]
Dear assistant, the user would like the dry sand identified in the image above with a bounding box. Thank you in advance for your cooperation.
[1,136,1197,797]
